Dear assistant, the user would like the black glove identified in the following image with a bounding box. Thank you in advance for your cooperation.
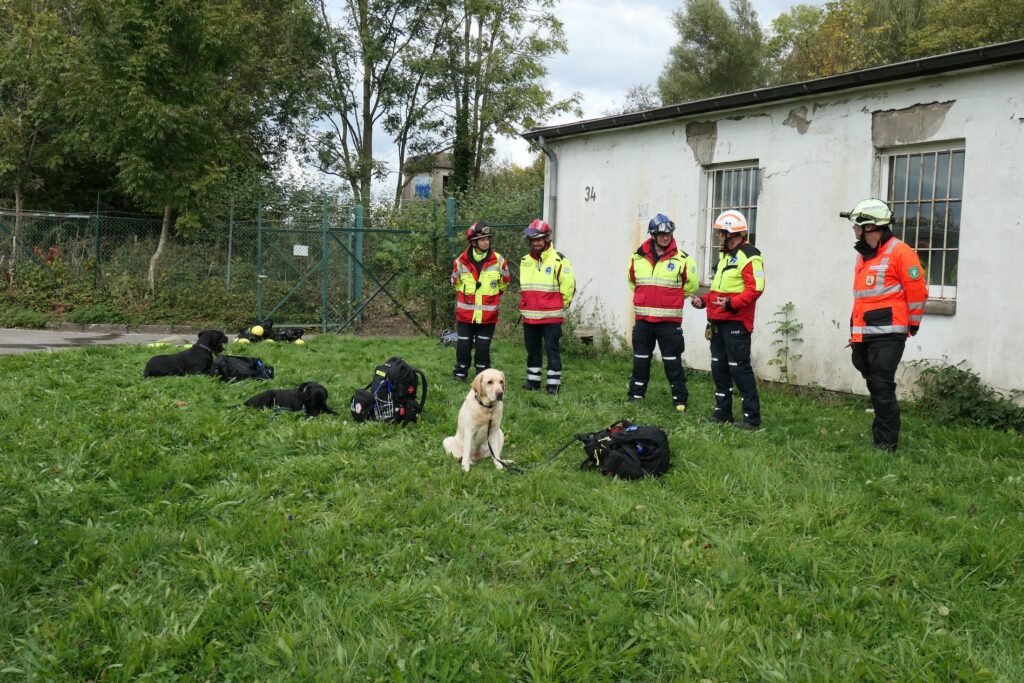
[909,324,919,337]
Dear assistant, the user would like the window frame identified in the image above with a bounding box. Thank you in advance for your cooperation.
[878,140,965,302]
[699,161,761,284]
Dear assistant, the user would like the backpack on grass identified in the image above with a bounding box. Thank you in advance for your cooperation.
[211,355,275,382]
[350,356,428,424]
[577,420,671,479]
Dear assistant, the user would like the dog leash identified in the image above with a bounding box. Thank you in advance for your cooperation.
[478,396,523,473]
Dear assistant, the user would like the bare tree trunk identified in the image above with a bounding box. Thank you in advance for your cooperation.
[147,204,172,296]
[10,185,23,285]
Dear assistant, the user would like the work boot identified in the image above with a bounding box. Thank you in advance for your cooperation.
[522,381,540,391]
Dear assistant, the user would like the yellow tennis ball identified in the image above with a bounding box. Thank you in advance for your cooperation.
[293,339,305,345]
[236,337,251,345]
[251,325,264,337]
[264,338,275,344]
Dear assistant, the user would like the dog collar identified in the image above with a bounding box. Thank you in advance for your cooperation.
[194,343,214,354]
[475,394,502,409]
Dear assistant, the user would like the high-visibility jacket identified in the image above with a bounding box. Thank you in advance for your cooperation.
[850,234,927,342]
[519,244,576,325]
[700,240,765,332]
[628,238,698,323]
[451,248,509,324]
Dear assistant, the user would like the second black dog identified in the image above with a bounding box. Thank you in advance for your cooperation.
[243,382,335,416]
[143,330,228,377]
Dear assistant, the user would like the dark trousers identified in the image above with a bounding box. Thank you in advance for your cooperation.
[524,323,563,389]
[851,337,906,448]
[628,320,688,406]
[709,320,761,425]
[454,321,495,378]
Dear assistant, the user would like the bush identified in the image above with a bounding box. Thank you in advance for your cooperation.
[0,305,49,328]
[911,359,1024,432]
[66,302,131,325]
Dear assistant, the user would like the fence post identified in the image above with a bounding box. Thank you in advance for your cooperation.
[539,187,544,219]
[445,196,456,238]
[346,205,354,317]
[93,192,101,288]
[321,192,329,333]
[256,201,264,321]
[226,196,234,289]
[354,204,364,303]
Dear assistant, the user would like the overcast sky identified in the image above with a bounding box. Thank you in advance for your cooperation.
[495,0,821,166]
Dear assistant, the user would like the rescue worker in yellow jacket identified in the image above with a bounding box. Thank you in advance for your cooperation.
[842,198,927,450]
[690,210,765,429]
[518,219,576,394]
[450,222,510,380]
[628,213,698,410]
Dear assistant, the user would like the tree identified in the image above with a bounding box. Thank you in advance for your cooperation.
[658,0,771,104]
[602,84,662,117]
[308,0,453,204]
[446,0,579,192]
[75,0,322,295]
[0,1,74,282]
[912,0,1024,55]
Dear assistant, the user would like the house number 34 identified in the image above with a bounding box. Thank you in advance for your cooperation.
[584,185,597,202]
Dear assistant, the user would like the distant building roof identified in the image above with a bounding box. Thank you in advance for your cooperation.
[522,39,1024,143]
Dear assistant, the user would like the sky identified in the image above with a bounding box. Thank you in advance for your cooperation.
[495,0,819,167]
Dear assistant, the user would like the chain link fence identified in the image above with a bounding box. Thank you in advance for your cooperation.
[0,192,543,334]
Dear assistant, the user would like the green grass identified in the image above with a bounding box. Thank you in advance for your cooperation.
[1,335,1022,681]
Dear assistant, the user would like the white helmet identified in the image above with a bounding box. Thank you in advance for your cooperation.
[842,198,893,227]
[713,209,748,234]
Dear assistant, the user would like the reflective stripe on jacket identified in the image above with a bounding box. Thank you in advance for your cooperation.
[519,244,576,324]
[701,241,765,332]
[628,238,698,323]
[850,235,927,342]
[452,248,509,324]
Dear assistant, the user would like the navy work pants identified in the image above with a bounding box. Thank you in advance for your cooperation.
[524,323,563,389]
[454,321,495,379]
[709,320,761,425]
[628,320,688,406]
[851,337,906,448]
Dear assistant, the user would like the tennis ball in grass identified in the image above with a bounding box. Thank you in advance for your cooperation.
[146,342,168,348]
[236,338,251,345]
[293,339,305,345]
[251,325,264,337]
[265,339,275,344]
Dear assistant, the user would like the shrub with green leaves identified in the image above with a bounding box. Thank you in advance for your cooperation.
[911,359,1024,431]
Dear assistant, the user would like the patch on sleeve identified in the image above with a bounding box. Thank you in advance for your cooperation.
[907,265,921,280]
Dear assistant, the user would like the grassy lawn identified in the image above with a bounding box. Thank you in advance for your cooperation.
[1,334,1022,681]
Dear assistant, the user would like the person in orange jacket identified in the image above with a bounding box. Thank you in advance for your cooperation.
[842,198,927,450]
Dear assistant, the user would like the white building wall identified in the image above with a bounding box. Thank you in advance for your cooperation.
[544,62,1024,397]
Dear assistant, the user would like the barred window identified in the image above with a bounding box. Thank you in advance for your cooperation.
[885,145,964,300]
[702,163,760,283]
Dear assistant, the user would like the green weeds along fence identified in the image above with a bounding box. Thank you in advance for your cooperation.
[0,198,540,333]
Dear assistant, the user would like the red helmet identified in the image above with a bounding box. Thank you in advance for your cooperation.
[466,222,492,242]
[524,219,551,240]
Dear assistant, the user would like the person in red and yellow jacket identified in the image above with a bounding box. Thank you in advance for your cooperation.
[842,198,927,450]
[519,219,576,395]
[450,221,510,380]
[690,209,765,429]
[627,213,698,410]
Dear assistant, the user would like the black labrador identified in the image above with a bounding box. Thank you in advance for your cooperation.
[143,329,229,377]
[244,382,336,416]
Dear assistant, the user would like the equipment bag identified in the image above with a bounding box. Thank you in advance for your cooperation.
[577,420,671,479]
[212,355,275,382]
[350,356,428,424]
[237,319,274,342]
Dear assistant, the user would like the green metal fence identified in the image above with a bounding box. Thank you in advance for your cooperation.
[0,193,542,333]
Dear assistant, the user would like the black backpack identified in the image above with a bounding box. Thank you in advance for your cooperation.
[237,319,274,342]
[211,355,275,382]
[350,356,428,424]
[577,420,671,479]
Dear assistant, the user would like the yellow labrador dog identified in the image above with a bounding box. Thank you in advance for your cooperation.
[443,369,508,472]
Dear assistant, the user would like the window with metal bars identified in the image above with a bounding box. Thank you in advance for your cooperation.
[701,163,760,283]
[884,146,964,300]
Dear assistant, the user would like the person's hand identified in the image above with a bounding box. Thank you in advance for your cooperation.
[689,295,705,309]
[713,295,728,307]
[909,325,919,336]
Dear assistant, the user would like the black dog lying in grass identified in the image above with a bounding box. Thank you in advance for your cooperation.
[143,330,228,377]
[243,382,336,416]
